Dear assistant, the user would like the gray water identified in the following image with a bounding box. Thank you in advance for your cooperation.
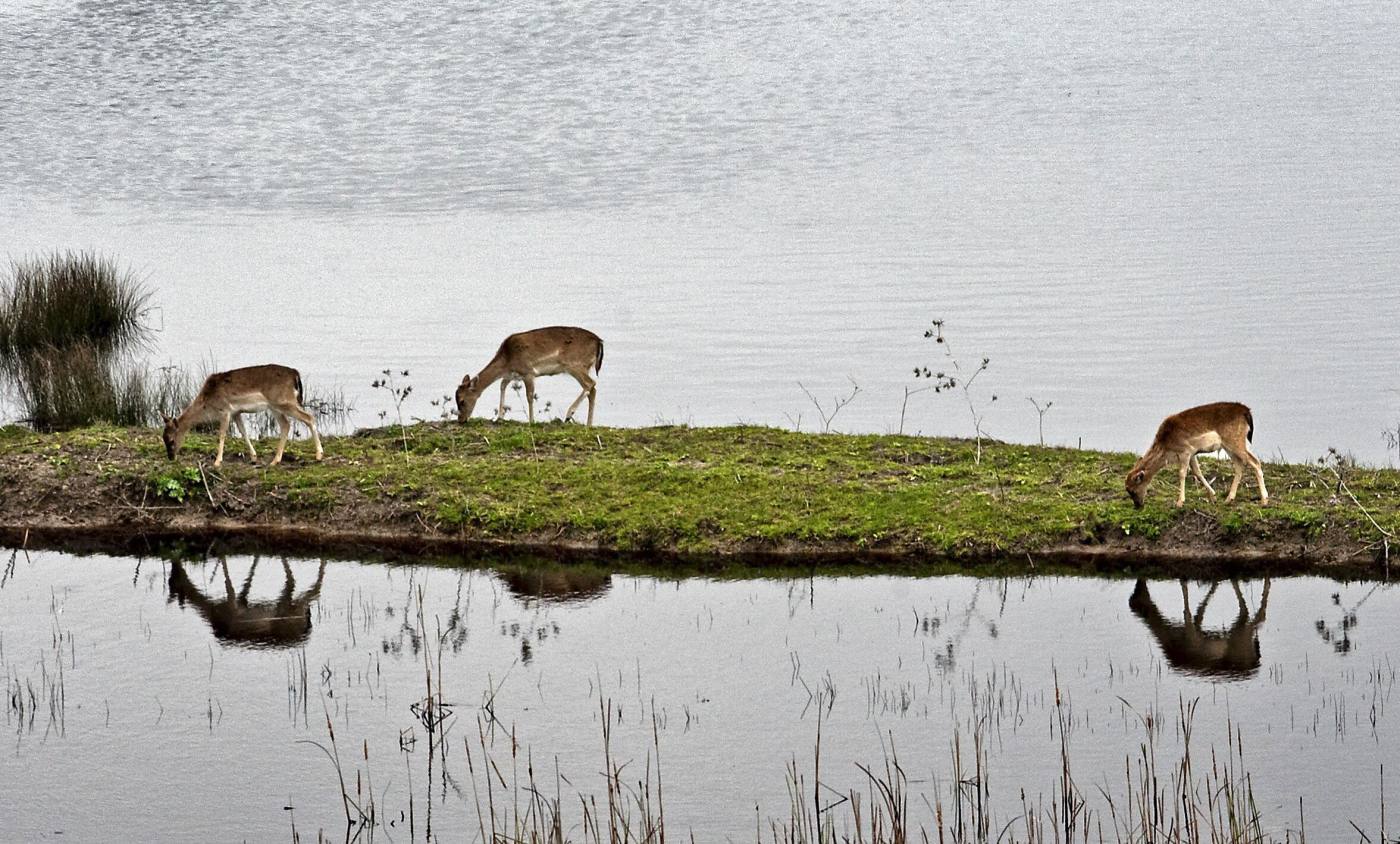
[3,0,1400,461]
[0,550,1396,841]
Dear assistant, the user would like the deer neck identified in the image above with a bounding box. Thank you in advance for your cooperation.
[1136,444,1172,480]
[174,397,210,434]
[474,355,514,393]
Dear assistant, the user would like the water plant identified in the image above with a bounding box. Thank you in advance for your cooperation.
[0,251,184,431]
[0,251,151,368]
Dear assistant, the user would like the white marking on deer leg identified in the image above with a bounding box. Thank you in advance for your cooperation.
[1175,459,1189,507]
[234,414,257,461]
[1251,454,1269,504]
[215,412,231,468]
[271,414,291,465]
[1190,455,1216,498]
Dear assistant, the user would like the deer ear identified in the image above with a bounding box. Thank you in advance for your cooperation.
[1133,470,1146,485]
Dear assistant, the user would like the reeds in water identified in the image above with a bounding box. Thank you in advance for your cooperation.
[0,251,186,430]
[8,344,191,431]
[0,251,150,367]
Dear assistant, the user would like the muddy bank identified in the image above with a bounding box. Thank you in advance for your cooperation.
[0,422,1395,578]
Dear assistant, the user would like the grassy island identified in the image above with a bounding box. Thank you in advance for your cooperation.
[0,421,1396,576]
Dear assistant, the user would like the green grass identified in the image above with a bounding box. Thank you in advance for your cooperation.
[4,421,1397,568]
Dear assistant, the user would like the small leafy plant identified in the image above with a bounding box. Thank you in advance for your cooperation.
[151,465,203,502]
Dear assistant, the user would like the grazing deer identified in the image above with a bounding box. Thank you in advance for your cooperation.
[168,557,328,648]
[163,364,323,468]
[1125,402,1268,508]
[455,326,604,425]
[1128,578,1270,679]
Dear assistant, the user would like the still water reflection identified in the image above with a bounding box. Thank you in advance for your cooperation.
[1127,578,1270,679]
[0,550,1395,840]
[168,557,328,649]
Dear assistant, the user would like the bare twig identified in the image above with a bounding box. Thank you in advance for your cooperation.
[1027,397,1054,446]
[797,378,861,433]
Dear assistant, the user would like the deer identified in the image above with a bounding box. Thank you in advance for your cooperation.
[455,326,604,425]
[1128,578,1270,679]
[1124,402,1268,509]
[162,364,324,468]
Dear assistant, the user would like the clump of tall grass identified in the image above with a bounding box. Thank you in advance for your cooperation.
[0,251,190,431]
[8,344,192,431]
[0,251,151,369]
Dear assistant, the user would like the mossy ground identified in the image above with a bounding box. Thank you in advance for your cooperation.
[1,421,1396,571]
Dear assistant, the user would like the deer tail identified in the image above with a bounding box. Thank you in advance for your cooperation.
[295,371,305,407]
[1245,406,1254,443]
[595,339,604,374]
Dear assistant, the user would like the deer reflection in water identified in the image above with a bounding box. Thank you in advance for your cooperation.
[497,567,612,606]
[493,567,612,666]
[1128,578,1270,679]
[168,557,327,648]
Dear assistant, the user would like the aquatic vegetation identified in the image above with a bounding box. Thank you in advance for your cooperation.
[0,251,188,431]
[0,251,150,367]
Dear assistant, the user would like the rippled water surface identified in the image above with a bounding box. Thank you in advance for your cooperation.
[1,551,1397,840]
[2,0,1400,459]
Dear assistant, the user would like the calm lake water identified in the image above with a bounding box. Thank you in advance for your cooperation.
[3,0,1400,461]
[0,551,1396,840]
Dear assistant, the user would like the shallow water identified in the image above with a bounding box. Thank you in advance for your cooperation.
[3,0,1400,461]
[0,549,1396,840]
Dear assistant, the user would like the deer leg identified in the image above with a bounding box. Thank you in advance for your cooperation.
[286,405,323,461]
[214,411,231,468]
[1190,455,1216,498]
[1224,455,1244,502]
[305,560,328,599]
[278,558,296,606]
[522,375,536,423]
[1194,582,1219,626]
[564,372,594,423]
[1248,449,1269,505]
[221,558,236,602]
[497,379,509,421]
[1175,457,1189,507]
[239,557,259,605]
[271,413,292,465]
[1223,440,1267,504]
[1254,578,1271,624]
[587,383,596,426]
[234,413,258,462]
